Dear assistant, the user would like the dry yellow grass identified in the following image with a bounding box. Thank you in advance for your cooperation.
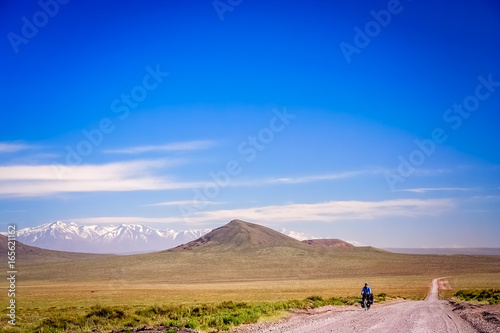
[438,273,500,299]
[3,273,493,310]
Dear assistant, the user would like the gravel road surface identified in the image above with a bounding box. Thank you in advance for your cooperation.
[232,279,478,333]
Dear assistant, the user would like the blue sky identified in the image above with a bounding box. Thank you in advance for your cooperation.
[1,0,499,247]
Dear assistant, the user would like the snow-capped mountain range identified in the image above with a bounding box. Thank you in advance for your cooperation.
[5,221,318,254]
[12,221,211,254]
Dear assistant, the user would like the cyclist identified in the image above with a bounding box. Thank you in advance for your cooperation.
[361,283,373,308]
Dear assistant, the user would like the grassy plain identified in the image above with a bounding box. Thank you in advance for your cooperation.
[2,273,500,332]
[4,275,436,308]
[439,272,500,299]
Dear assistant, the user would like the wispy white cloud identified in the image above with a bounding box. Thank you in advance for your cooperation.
[467,195,500,201]
[8,153,62,165]
[0,162,391,198]
[181,199,456,223]
[346,240,367,247]
[0,159,203,197]
[0,142,38,153]
[395,187,471,193]
[226,169,387,187]
[412,168,453,176]
[30,153,61,159]
[103,140,216,154]
[143,200,225,207]
[69,217,168,225]
[238,167,455,188]
[267,169,385,185]
[72,198,456,225]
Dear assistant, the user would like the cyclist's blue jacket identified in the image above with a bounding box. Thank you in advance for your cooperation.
[362,286,372,294]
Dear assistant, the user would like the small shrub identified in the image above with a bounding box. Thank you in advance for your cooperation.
[135,305,168,317]
[455,289,500,304]
[86,305,125,319]
[328,297,348,306]
[219,301,248,310]
[185,321,197,329]
[306,296,324,302]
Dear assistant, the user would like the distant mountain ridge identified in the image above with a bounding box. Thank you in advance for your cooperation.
[9,221,211,254]
[302,239,354,248]
[0,234,107,263]
[5,221,323,254]
[384,248,500,256]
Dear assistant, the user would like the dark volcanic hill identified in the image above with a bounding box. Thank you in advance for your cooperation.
[302,239,355,248]
[172,219,311,251]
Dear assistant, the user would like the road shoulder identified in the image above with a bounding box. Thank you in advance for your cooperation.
[449,301,500,333]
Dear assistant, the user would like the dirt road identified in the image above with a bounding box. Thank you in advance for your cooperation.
[232,279,478,333]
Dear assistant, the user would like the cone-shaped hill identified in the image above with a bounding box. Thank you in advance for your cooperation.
[172,219,310,251]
